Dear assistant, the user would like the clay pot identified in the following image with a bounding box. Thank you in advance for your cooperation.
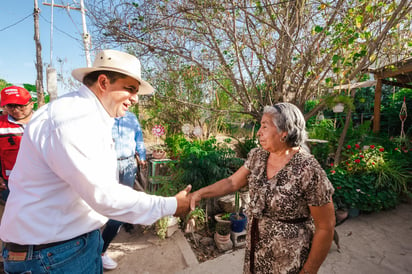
[214,232,231,242]
[214,213,231,225]
[152,150,166,159]
[214,231,233,251]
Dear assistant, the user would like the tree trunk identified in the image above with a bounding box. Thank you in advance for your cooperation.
[34,0,45,107]
[334,89,356,165]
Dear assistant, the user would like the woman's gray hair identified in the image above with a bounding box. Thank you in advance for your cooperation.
[263,103,308,147]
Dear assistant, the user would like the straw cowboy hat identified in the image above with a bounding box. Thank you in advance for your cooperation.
[72,50,154,95]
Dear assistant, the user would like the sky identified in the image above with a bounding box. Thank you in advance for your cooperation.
[0,1,95,95]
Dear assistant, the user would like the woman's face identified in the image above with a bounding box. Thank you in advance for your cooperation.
[257,113,285,152]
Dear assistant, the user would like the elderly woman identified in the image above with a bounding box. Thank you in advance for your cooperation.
[190,102,335,274]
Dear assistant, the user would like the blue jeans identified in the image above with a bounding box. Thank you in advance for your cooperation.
[2,229,103,274]
[101,156,137,253]
[1,179,9,202]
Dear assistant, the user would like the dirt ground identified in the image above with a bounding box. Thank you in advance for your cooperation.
[105,222,229,273]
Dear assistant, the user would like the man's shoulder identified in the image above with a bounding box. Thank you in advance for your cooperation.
[0,115,8,124]
[0,115,18,128]
[50,92,97,121]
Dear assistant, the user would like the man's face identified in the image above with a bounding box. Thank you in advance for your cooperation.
[4,102,34,121]
[99,75,140,117]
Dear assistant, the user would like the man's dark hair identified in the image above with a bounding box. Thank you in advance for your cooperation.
[82,70,127,86]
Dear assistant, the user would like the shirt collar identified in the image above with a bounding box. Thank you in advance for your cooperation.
[79,85,114,128]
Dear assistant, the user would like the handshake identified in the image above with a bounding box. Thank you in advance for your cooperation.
[173,185,201,219]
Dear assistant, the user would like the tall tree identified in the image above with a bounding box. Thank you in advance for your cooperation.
[87,0,411,120]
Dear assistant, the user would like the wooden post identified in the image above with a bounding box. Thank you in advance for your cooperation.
[34,0,45,107]
[373,78,382,133]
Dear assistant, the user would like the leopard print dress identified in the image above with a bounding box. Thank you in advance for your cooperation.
[243,147,334,274]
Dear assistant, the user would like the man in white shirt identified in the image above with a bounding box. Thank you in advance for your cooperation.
[0,50,191,273]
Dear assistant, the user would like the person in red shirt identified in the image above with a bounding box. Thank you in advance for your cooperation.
[0,86,34,202]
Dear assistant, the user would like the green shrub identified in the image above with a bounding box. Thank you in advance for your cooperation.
[167,136,244,191]
[232,135,259,159]
[327,143,411,212]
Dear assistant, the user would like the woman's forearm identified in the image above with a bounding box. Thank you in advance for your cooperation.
[195,177,237,199]
[301,227,334,274]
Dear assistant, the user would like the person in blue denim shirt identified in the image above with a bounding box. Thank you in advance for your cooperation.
[101,110,147,270]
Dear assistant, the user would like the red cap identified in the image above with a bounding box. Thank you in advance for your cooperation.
[1,86,32,106]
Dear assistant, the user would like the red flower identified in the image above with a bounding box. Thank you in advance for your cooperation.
[370,145,375,149]
[379,148,384,152]
[354,159,361,164]
[360,155,364,158]
[395,148,399,151]
[336,186,341,189]
[330,163,334,167]
[347,145,352,149]
[331,170,336,174]
[372,162,375,165]
[346,162,349,165]
[355,144,360,149]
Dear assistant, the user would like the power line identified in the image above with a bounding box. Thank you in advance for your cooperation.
[0,13,33,32]
[58,0,82,36]
[39,13,81,42]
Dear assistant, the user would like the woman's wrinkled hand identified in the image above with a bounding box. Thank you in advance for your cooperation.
[189,191,202,211]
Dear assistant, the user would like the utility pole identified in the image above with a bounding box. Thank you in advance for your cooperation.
[43,1,92,67]
[80,0,91,67]
[34,0,45,107]
[47,0,58,101]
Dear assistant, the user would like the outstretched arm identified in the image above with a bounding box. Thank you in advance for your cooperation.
[189,166,250,210]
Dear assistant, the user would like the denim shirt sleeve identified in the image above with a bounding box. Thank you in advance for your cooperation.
[134,118,146,161]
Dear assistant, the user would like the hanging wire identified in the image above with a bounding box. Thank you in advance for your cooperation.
[39,14,81,42]
[59,0,82,36]
[0,13,33,32]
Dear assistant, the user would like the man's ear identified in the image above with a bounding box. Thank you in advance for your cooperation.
[97,74,108,90]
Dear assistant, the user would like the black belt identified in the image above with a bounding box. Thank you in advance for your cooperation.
[117,155,134,160]
[277,217,309,224]
[4,232,89,252]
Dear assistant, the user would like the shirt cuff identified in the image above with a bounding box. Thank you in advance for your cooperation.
[164,196,178,216]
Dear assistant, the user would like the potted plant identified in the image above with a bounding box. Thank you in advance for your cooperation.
[151,144,167,159]
[214,212,231,225]
[332,103,345,113]
[229,191,247,233]
[324,94,355,113]
[214,221,233,251]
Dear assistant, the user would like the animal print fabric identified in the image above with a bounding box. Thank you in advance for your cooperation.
[243,147,334,274]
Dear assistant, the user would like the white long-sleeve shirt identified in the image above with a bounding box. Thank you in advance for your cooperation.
[0,86,176,245]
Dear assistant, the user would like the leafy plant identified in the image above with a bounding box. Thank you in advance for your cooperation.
[185,207,206,230]
[221,213,231,220]
[168,136,244,191]
[327,143,411,212]
[324,94,355,112]
[232,135,259,159]
[156,216,180,240]
[307,118,337,168]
